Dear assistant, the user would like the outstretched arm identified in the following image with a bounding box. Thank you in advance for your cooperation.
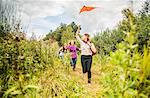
[58,47,63,52]
[76,25,82,43]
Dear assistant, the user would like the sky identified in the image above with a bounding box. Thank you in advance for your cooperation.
[16,0,146,38]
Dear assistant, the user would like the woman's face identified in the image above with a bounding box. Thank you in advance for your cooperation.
[70,41,75,45]
[82,35,88,42]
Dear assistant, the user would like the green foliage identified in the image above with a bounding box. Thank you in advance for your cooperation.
[98,8,150,98]
[93,29,124,56]
[61,24,75,44]
[43,22,78,46]
[0,36,85,97]
[0,0,85,97]
[0,0,150,98]
[136,0,150,53]
[93,1,150,55]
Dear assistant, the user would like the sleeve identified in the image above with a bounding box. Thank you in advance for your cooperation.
[66,46,70,51]
[76,47,80,51]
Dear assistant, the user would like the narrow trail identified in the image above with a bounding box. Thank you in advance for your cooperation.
[70,64,102,97]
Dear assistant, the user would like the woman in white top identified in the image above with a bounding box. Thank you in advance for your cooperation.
[76,25,96,83]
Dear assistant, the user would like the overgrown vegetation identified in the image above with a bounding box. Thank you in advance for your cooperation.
[93,0,150,55]
[98,8,150,97]
[0,0,150,97]
[0,0,85,97]
[93,1,150,97]
[43,22,78,46]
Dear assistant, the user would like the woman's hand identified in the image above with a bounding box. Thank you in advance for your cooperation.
[76,25,80,35]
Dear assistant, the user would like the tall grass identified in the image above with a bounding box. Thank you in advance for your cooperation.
[0,0,149,97]
[0,1,85,97]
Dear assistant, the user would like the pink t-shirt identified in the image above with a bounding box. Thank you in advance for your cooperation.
[67,45,79,58]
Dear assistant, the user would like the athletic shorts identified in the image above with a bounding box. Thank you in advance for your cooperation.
[81,55,92,73]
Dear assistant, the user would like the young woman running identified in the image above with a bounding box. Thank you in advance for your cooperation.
[76,26,96,83]
[66,40,80,71]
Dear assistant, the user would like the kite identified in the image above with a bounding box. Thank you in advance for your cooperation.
[79,6,96,13]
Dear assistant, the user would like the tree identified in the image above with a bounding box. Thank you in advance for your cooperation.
[43,22,78,46]
[136,0,150,52]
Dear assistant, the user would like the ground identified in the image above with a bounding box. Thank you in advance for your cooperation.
[70,63,102,98]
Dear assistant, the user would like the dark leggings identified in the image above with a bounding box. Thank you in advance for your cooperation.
[81,55,92,79]
[70,58,77,69]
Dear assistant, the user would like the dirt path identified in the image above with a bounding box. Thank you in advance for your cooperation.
[70,64,102,97]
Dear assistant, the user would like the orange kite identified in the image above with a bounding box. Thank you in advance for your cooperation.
[79,6,96,13]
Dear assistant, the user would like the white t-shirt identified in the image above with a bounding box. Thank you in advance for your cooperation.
[76,35,92,56]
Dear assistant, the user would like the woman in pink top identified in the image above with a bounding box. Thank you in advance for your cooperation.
[66,41,80,71]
